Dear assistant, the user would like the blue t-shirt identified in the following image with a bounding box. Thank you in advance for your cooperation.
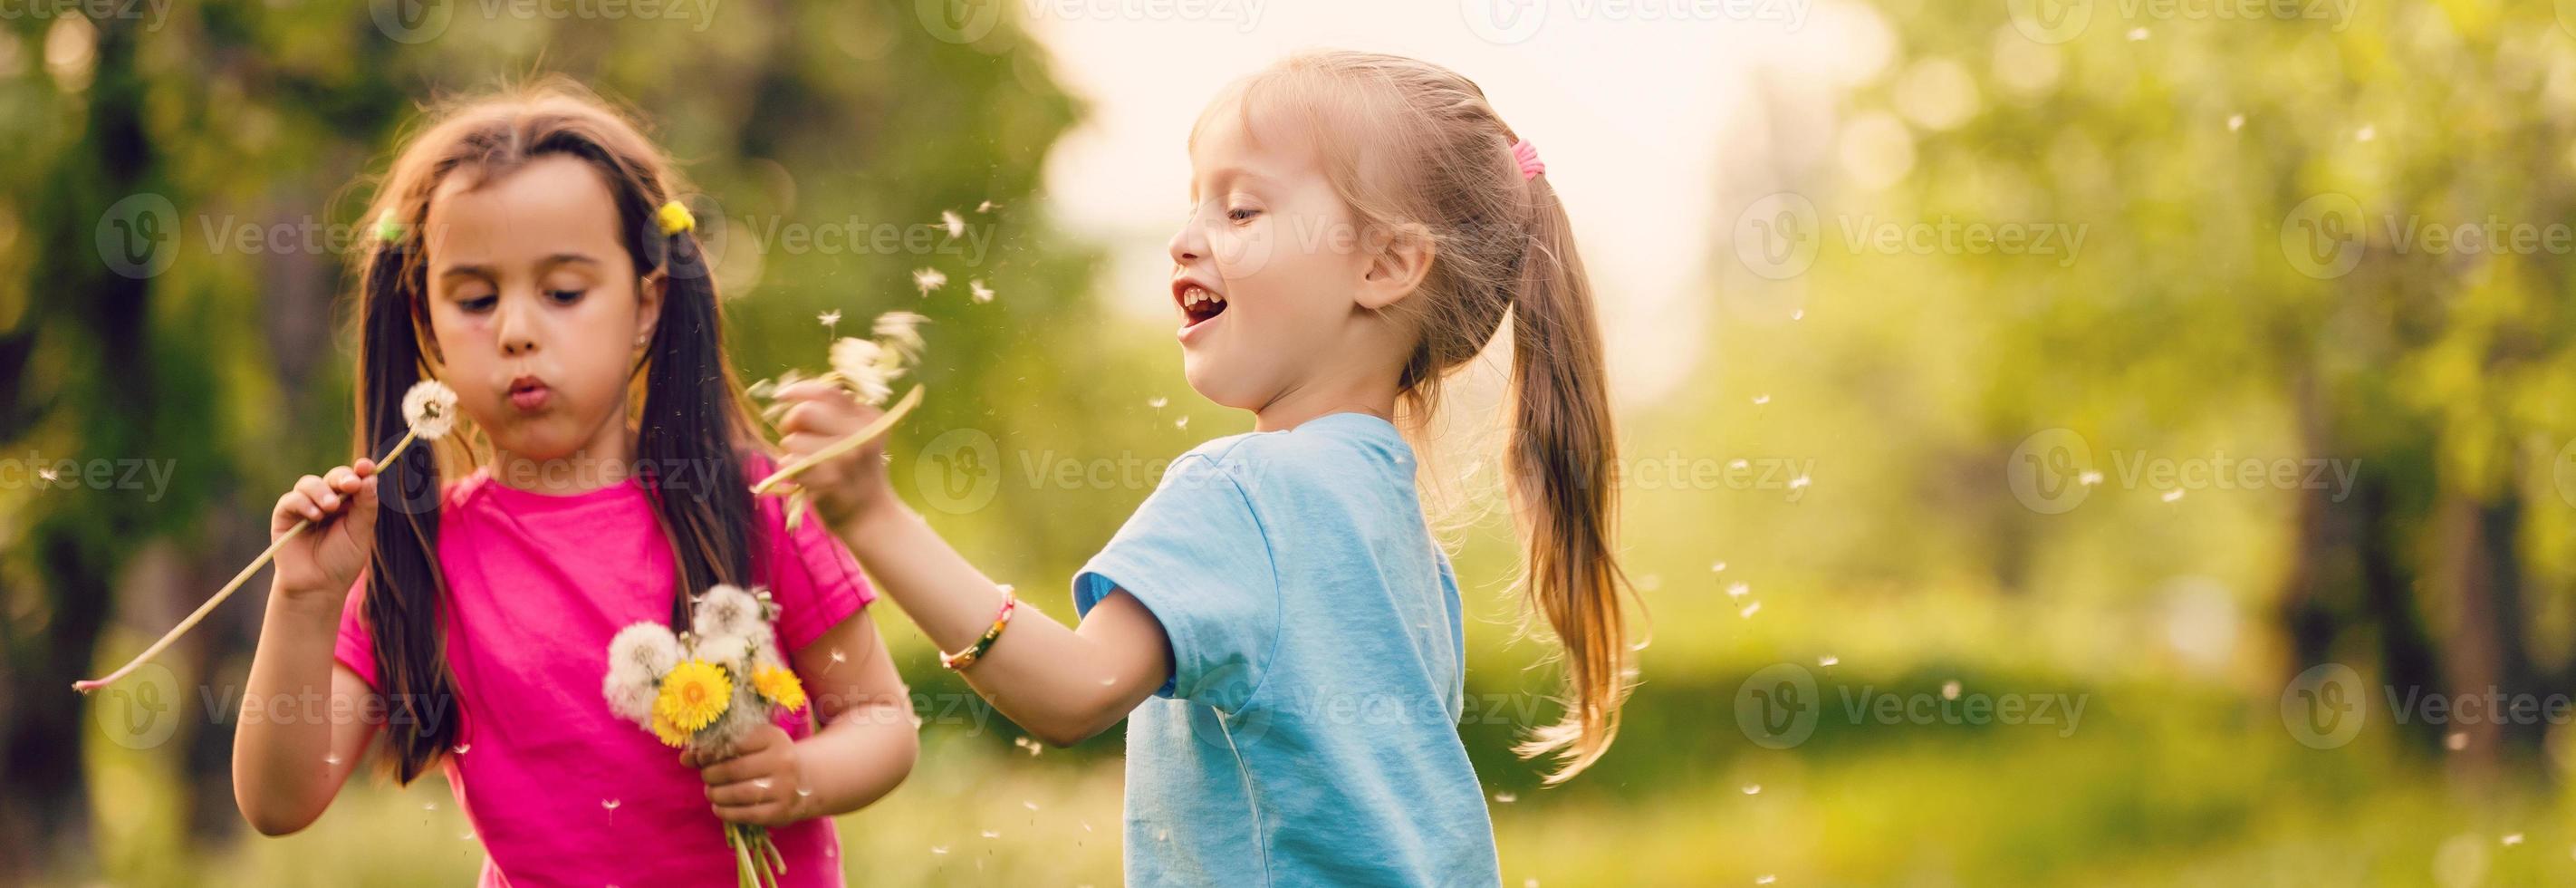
[1072,412,1502,887]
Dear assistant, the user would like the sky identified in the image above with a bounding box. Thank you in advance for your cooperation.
[1022,0,1896,406]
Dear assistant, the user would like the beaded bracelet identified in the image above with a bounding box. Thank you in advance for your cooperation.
[938,588,1018,671]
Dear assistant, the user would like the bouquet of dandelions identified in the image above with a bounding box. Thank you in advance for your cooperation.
[74,380,460,693]
[747,310,929,528]
[604,584,811,888]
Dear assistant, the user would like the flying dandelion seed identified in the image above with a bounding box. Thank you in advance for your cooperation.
[1148,397,1168,410]
[36,467,57,482]
[1752,394,1770,405]
[981,830,1000,839]
[1740,602,1762,618]
[1082,821,1092,833]
[1525,880,1540,888]
[2226,113,2245,131]
[2126,27,2148,40]
[1942,680,1962,700]
[1788,476,1811,490]
[451,743,470,754]
[976,199,997,213]
[942,210,966,239]
[461,831,476,841]
[2079,470,2103,487]
[1755,876,1775,885]
[1726,582,1749,599]
[913,268,948,294]
[753,779,774,790]
[1742,784,1761,795]
[601,799,620,811]
[1176,417,1190,430]
[425,802,437,811]
[2356,125,2376,142]
[969,279,995,304]
[1791,309,1804,321]
[817,310,841,329]
[1024,800,1040,811]
[2504,834,2525,846]
[2447,731,2469,751]
[2161,489,2185,503]
[1711,561,1727,572]
[932,846,949,855]
[324,753,342,766]
[1729,458,1750,469]
[1493,791,1517,804]
[1818,655,1838,667]
[831,648,847,664]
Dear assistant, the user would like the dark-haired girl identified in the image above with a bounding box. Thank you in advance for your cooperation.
[232,84,915,887]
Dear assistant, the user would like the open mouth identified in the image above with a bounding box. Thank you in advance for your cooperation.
[1177,283,1228,328]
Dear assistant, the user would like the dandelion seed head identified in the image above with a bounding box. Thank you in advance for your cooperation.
[817,310,841,328]
[402,381,460,439]
[942,210,966,239]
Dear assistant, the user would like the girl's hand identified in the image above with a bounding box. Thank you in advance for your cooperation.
[270,459,380,599]
[687,725,808,827]
[771,380,898,527]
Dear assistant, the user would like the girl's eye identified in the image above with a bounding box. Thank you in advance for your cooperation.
[458,294,497,314]
[1226,207,1261,223]
[546,289,586,304]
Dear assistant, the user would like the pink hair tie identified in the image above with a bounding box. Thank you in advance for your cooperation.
[1511,139,1544,181]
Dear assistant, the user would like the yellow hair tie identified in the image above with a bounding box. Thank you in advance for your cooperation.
[655,199,695,236]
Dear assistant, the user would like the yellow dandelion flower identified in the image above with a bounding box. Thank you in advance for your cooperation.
[654,660,731,731]
[753,664,808,712]
[649,709,689,748]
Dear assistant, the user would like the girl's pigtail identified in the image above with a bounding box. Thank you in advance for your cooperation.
[630,208,757,625]
[1505,172,1634,785]
[356,208,462,784]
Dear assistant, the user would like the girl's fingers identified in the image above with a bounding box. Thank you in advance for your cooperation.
[325,465,360,492]
[275,490,317,527]
[293,475,339,514]
[706,779,771,806]
[709,802,779,825]
[351,458,378,478]
[772,379,842,403]
[697,755,760,787]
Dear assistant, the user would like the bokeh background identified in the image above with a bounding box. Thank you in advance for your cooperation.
[10,0,2576,884]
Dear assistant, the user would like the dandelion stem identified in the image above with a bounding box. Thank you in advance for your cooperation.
[73,425,427,693]
[747,385,923,496]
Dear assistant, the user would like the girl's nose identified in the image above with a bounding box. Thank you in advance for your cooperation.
[495,295,540,357]
[1168,213,1207,265]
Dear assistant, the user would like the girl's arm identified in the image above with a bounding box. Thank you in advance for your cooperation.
[769,381,1173,747]
[234,461,383,835]
[692,610,918,825]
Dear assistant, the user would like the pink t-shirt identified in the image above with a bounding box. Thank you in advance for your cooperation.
[334,459,873,887]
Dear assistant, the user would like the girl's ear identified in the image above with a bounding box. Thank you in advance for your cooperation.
[635,268,666,347]
[1355,224,1436,311]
